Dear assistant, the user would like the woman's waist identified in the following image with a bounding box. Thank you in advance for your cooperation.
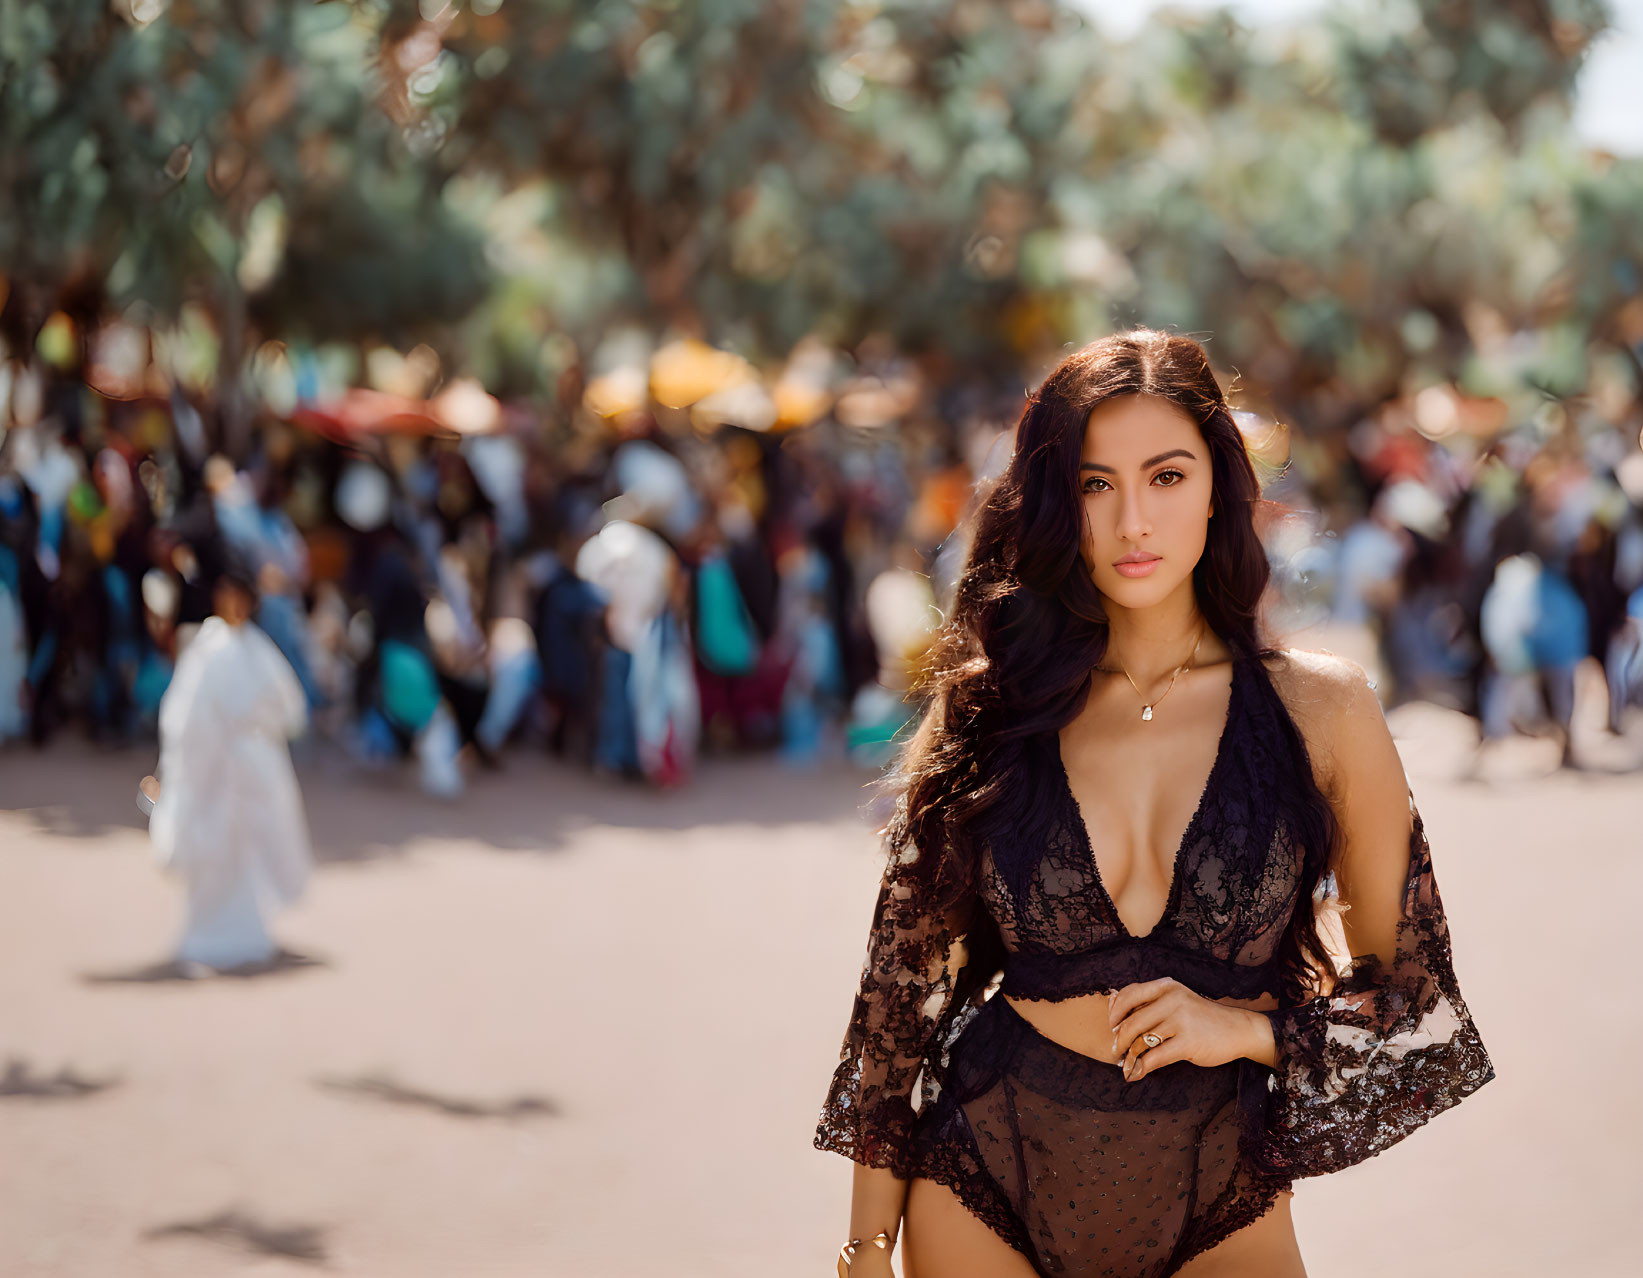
[998,988,1125,1065]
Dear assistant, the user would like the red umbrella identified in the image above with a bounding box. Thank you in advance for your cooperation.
[289,388,454,444]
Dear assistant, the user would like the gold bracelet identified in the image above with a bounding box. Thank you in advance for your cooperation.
[837,1230,895,1276]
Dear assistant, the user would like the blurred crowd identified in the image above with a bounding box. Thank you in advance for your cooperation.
[0,373,1001,794]
[2,377,1642,791]
[1268,397,1643,769]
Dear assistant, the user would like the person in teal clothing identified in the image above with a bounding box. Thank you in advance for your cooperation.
[0,538,25,741]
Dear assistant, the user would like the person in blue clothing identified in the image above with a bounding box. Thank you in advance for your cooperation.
[1479,551,1589,769]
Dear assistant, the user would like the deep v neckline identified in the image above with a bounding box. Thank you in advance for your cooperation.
[1052,653,1245,942]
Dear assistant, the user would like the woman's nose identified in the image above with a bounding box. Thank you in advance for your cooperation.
[1116,488,1152,540]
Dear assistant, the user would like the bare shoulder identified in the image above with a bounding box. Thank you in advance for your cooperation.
[1257,647,1385,792]
[1259,646,1375,704]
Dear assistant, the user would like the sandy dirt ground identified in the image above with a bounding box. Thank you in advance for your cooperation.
[1,683,1639,1277]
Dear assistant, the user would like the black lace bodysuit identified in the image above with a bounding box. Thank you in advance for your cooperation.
[815,652,1496,1276]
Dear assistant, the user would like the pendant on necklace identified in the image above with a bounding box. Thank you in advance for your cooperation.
[1141,705,1154,721]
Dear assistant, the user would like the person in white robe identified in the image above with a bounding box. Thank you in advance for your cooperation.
[146,568,313,971]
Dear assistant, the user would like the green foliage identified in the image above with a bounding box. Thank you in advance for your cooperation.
[0,0,1635,429]
[0,0,488,351]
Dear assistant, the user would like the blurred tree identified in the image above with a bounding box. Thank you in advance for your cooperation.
[0,0,489,448]
[1028,0,1623,431]
[1,0,1637,446]
[431,0,1077,374]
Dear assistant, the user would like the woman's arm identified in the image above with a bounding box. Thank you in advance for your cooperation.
[815,837,976,1167]
[1223,656,1418,1072]
[1251,653,1496,1177]
[1313,654,1422,985]
[816,792,981,1270]
[844,1163,908,1276]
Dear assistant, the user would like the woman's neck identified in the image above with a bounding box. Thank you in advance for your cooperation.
[1099,595,1220,686]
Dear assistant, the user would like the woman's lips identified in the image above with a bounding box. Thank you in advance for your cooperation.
[1113,557,1161,578]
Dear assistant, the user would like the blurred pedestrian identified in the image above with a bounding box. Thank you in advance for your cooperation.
[0,536,24,741]
[530,539,607,766]
[1606,583,1643,731]
[1478,552,1588,769]
[143,563,313,972]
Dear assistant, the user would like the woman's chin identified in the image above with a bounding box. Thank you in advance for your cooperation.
[1094,574,1178,609]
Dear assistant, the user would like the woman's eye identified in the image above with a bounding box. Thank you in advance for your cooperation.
[1082,470,1186,494]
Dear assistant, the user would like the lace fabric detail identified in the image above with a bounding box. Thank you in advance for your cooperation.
[1249,790,1497,1178]
[987,654,1303,998]
[908,1082,1041,1263]
[1001,937,1283,1004]
[814,814,987,1176]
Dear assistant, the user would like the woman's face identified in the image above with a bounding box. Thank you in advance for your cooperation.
[1078,393,1216,610]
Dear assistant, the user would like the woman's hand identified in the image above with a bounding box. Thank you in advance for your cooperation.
[1108,978,1270,1081]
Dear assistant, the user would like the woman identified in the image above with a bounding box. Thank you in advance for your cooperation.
[146,564,313,971]
[815,330,1496,1277]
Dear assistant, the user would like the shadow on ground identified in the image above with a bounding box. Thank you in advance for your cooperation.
[0,1058,121,1100]
[143,1207,328,1265]
[80,948,329,985]
[315,1071,560,1121]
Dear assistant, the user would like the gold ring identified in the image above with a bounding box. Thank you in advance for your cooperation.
[1142,1032,1163,1049]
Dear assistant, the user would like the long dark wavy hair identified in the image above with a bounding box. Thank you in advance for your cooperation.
[881,328,1340,1007]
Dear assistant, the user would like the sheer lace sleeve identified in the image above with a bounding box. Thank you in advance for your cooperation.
[814,810,982,1176]
[1252,787,1496,1178]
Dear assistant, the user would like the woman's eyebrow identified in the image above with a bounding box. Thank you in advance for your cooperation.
[1080,448,1197,474]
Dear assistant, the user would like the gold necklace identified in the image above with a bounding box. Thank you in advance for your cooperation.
[1096,623,1206,722]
